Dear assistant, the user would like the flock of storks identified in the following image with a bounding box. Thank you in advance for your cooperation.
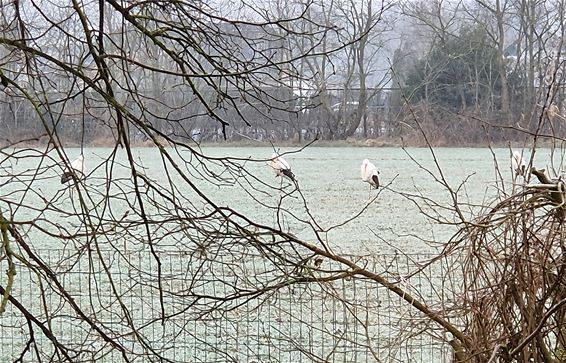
[268,152,380,189]
[61,149,536,192]
[60,152,382,191]
[267,149,533,191]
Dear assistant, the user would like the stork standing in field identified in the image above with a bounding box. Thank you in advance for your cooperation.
[268,152,295,183]
[361,159,380,196]
[61,154,86,184]
[511,150,526,178]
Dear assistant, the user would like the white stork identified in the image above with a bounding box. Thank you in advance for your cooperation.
[268,152,295,182]
[511,150,526,177]
[61,154,86,184]
[361,159,380,189]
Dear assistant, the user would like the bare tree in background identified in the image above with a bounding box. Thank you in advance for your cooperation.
[465,0,513,124]
[280,0,393,140]
[335,0,393,139]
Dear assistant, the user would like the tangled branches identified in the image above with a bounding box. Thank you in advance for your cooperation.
[449,167,566,362]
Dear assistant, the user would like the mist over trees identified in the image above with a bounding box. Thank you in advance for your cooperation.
[1,0,562,145]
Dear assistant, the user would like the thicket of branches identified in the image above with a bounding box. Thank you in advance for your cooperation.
[2,0,566,362]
